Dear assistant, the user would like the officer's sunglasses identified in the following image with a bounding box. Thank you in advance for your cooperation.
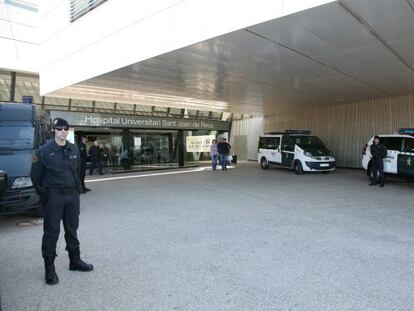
[55,126,69,131]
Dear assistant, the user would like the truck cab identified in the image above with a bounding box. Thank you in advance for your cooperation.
[0,103,50,216]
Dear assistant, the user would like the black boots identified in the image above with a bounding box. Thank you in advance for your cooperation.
[43,250,93,285]
[44,257,59,285]
[69,249,94,272]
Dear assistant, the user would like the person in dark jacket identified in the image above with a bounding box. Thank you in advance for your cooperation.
[78,136,91,193]
[31,118,94,285]
[88,140,103,175]
[217,138,231,170]
[370,135,387,187]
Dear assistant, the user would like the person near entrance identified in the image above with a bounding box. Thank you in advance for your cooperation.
[78,136,91,193]
[217,138,231,170]
[88,140,103,175]
[31,118,94,285]
[210,139,218,170]
[369,135,387,187]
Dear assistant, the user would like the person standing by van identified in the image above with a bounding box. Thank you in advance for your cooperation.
[78,136,91,193]
[88,140,103,175]
[370,135,387,187]
[31,118,94,285]
[217,138,231,170]
[210,139,218,170]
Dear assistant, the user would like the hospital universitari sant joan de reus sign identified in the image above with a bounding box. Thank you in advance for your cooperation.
[50,111,231,131]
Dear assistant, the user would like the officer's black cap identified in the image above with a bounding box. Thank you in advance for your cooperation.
[52,118,69,129]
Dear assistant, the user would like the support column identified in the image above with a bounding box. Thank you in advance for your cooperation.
[122,128,130,170]
[10,72,16,102]
[177,130,184,168]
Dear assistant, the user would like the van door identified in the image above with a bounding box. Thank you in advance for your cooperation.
[382,137,403,174]
[258,137,269,162]
[398,137,414,177]
[281,135,295,167]
[267,136,281,165]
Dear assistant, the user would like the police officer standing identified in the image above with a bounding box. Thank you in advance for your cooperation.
[78,136,91,193]
[31,118,93,285]
[369,135,387,187]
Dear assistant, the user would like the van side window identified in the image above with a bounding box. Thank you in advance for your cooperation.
[268,137,280,150]
[402,138,414,152]
[282,136,294,151]
[259,137,268,149]
[382,137,403,151]
[259,137,280,150]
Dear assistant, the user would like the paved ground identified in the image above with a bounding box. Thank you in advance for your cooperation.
[0,163,414,311]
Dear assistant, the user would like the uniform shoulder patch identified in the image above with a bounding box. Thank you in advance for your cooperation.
[32,155,38,163]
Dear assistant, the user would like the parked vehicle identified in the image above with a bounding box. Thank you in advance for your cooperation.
[258,130,336,174]
[362,129,414,180]
[0,103,50,216]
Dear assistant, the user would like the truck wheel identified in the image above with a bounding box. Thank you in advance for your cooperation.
[260,157,268,169]
[294,161,303,175]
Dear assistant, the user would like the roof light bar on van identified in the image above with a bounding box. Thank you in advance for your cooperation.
[284,130,311,135]
[264,130,312,135]
[398,128,414,136]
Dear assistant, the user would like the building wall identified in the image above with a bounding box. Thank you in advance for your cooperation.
[39,0,334,95]
[0,0,38,72]
[231,117,264,161]
[264,95,414,168]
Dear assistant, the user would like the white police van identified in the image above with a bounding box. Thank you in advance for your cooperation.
[258,130,336,174]
[362,129,414,180]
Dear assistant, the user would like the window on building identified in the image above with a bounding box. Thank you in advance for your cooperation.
[0,70,11,102]
[70,0,108,22]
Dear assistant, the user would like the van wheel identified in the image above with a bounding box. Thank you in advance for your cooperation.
[294,161,303,175]
[260,157,268,169]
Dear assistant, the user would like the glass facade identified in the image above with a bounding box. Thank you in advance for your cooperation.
[0,70,235,173]
[74,127,229,173]
[72,124,231,173]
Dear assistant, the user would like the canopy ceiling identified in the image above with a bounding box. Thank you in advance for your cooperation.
[48,0,414,116]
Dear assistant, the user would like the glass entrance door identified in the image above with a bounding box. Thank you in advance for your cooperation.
[128,130,178,170]
[75,128,124,173]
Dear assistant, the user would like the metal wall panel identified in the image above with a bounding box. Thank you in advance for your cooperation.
[231,117,264,160]
[264,95,414,168]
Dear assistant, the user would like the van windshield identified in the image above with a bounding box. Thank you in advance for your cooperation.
[0,126,35,150]
[293,136,325,149]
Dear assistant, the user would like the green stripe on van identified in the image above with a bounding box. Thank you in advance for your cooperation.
[398,154,414,177]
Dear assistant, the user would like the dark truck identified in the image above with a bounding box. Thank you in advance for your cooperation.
[0,103,50,216]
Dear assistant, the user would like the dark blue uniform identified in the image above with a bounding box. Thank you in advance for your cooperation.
[370,143,387,186]
[78,140,88,191]
[31,139,82,258]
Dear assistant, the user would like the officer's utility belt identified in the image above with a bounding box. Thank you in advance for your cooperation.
[48,187,78,195]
